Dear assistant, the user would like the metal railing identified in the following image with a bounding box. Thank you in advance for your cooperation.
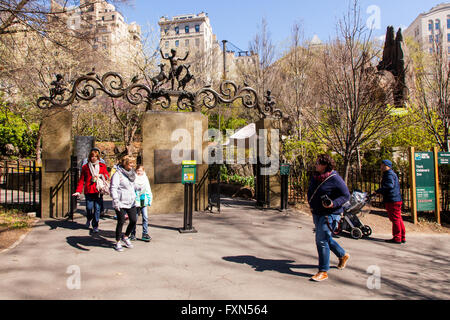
[49,156,78,220]
[288,167,416,213]
[0,159,42,216]
[195,165,220,213]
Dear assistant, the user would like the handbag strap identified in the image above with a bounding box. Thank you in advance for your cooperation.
[308,174,337,205]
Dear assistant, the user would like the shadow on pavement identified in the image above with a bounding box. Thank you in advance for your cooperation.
[66,235,115,251]
[45,220,88,231]
[223,255,315,278]
[149,224,180,232]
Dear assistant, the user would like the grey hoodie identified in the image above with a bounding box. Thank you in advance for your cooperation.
[110,166,137,210]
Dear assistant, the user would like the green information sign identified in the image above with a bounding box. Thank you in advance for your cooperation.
[438,152,450,165]
[280,163,291,176]
[414,152,436,211]
[181,160,197,184]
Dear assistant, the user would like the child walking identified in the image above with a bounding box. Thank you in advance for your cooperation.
[130,165,153,242]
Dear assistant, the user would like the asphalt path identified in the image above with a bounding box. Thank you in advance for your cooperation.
[0,197,449,300]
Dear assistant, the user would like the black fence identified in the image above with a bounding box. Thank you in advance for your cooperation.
[289,166,449,216]
[0,159,42,217]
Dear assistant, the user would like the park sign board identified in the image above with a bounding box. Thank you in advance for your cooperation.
[181,160,197,184]
[414,152,436,211]
[438,152,450,164]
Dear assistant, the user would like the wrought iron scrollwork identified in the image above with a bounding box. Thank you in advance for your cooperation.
[37,62,283,119]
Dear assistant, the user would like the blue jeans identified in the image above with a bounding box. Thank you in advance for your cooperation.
[313,214,346,272]
[85,193,102,229]
[131,206,149,236]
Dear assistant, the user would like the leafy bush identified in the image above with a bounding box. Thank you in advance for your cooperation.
[0,105,39,157]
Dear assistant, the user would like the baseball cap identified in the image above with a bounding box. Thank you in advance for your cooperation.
[382,159,392,167]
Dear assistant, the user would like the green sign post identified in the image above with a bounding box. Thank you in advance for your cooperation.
[180,160,197,234]
[181,160,197,185]
[438,152,450,165]
[280,163,290,211]
[409,147,441,225]
[414,152,436,211]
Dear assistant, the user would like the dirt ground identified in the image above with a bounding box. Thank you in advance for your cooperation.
[292,202,450,235]
[0,227,31,251]
[0,212,36,252]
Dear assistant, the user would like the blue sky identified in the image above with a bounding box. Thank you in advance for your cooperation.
[119,0,441,53]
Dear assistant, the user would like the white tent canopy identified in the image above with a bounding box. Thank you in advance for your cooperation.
[223,123,256,146]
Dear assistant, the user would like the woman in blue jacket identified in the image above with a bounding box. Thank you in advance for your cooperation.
[307,154,351,282]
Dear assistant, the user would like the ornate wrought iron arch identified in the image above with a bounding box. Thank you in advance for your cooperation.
[37,54,284,119]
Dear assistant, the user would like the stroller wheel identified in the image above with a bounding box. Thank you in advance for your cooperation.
[351,227,363,239]
[362,225,372,237]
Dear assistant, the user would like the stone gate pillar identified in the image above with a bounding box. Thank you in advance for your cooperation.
[142,111,208,214]
[256,117,282,209]
[40,109,72,219]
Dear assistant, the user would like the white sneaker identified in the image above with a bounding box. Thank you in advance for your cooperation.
[122,237,133,249]
[114,242,124,252]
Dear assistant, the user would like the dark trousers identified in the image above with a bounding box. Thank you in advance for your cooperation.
[85,193,102,229]
[115,207,137,242]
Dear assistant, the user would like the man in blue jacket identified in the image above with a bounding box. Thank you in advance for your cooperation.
[308,154,351,282]
[375,160,405,244]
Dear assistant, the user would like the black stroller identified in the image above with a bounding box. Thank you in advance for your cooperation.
[334,191,373,239]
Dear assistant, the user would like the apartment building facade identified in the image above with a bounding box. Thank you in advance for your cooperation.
[50,0,142,67]
[404,3,450,56]
[158,12,257,84]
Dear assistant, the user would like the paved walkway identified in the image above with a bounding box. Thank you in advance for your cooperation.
[0,197,449,300]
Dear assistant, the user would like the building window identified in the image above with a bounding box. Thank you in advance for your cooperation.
[185,26,189,33]
[447,17,450,29]
[430,47,434,54]
[429,21,433,31]
[102,16,105,21]
[448,46,450,54]
[175,40,179,47]
[112,15,115,20]
[165,41,169,48]
[448,34,450,42]
[430,35,434,43]
[436,19,441,31]
[185,39,189,47]
[195,25,200,32]
[175,26,179,34]
[164,28,169,34]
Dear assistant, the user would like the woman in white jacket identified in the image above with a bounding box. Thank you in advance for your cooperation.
[110,155,138,252]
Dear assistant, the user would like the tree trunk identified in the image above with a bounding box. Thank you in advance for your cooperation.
[342,156,351,185]
[35,122,43,166]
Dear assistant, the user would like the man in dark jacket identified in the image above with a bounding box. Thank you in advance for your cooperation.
[307,154,351,282]
[375,160,405,244]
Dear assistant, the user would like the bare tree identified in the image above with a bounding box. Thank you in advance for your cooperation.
[409,31,450,151]
[305,1,396,182]
[238,17,277,101]
[0,0,134,163]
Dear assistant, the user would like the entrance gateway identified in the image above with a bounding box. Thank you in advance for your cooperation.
[37,53,286,218]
